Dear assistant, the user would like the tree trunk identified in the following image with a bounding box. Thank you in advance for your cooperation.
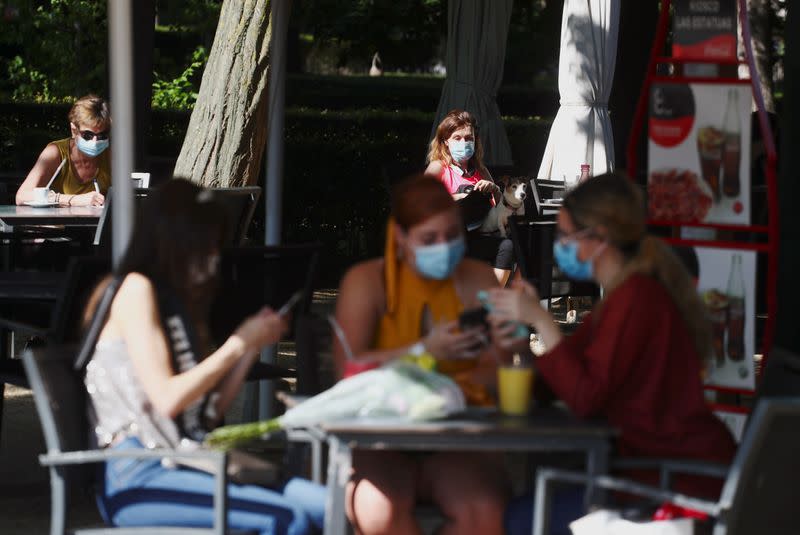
[173,0,273,187]
[740,0,775,112]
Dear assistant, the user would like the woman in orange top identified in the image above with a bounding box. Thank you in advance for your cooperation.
[16,94,110,207]
[333,176,509,535]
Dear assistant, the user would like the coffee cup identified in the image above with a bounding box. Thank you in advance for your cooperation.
[32,187,50,204]
[497,354,534,416]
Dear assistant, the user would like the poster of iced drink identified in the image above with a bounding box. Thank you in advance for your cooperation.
[694,247,756,390]
[648,82,751,225]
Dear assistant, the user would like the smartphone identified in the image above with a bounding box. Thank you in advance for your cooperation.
[278,291,304,316]
[458,306,489,331]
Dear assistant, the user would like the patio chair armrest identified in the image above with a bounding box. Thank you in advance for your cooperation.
[613,457,730,489]
[40,448,230,534]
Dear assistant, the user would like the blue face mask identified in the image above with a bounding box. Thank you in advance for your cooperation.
[553,240,596,281]
[76,136,109,157]
[448,140,475,162]
[413,237,466,280]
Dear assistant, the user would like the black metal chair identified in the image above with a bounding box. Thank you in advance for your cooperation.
[210,243,322,392]
[208,186,261,246]
[533,398,800,535]
[22,344,239,535]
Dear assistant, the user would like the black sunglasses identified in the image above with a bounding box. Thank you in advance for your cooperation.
[79,129,110,141]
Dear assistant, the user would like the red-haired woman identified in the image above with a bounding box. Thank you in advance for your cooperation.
[332,176,508,535]
[425,109,514,287]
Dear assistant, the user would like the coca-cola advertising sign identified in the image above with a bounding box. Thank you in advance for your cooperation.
[673,0,737,60]
[694,247,756,390]
[648,82,751,224]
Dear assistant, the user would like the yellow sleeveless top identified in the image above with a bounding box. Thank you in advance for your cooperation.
[376,221,481,380]
[50,138,112,195]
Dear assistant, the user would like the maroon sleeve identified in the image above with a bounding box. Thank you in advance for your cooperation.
[536,280,652,418]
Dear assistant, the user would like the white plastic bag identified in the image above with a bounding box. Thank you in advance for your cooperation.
[280,361,466,427]
[570,510,694,535]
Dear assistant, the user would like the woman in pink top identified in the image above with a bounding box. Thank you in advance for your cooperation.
[425,109,514,286]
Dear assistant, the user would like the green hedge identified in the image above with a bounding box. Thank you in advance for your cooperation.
[0,103,551,285]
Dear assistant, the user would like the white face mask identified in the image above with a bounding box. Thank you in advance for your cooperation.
[189,254,220,285]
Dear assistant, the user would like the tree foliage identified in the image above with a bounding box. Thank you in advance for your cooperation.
[0,0,108,102]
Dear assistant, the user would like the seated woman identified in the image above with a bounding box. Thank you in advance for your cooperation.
[424,109,514,287]
[16,94,109,207]
[333,176,509,535]
[83,179,324,535]
[487,173,737,535]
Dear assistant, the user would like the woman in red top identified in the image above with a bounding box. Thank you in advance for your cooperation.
[425,110,515,287]
[488,173,736,534]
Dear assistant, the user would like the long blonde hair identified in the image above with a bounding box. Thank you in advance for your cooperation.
[563,173,712,362]
[426,109,488,175]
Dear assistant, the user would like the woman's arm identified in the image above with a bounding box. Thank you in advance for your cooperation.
[16,144,61,205]
[209,309,287,421]
[108,273,278,419]
[332,261,485,378]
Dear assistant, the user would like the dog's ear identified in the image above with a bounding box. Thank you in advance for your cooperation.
[499,175,510,186]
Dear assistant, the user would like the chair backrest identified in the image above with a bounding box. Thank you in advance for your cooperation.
[209,243,321,348]
[92,187,153,247]
[508,216,600,300]
[22,345,87,459]
[209,186,261,246]
[48,256,111,344]
[756,346,800,398]
[718,398,800,535]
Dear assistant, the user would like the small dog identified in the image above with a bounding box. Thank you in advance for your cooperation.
[479,176,527,237]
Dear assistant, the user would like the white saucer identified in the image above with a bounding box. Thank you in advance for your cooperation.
[23,201,60,208]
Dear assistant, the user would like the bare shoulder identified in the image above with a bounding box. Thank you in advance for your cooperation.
[340,258,384,292]
[40,142,62,161]
[424,160,444,178]
[114,272,157,308]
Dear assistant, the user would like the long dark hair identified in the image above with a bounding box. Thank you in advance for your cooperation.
[118,179,228,309]
[563,173,712,363]
[85,179,228,344]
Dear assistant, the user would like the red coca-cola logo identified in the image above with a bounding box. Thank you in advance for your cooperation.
[649,84,696,148]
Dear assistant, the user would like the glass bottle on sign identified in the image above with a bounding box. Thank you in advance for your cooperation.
[726,254,746,363]
[578,164,591,183]
[721,89,741,198]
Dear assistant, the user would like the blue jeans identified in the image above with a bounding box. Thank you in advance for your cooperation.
[504,487,586,535]
[97,437,325,535]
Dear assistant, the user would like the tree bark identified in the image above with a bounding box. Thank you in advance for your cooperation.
[173,0,272,187]
[740,0,775,112]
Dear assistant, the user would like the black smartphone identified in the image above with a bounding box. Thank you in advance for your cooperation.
[458,306,489,331]
[278,291,304,317]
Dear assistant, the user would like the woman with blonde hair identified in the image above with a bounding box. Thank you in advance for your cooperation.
[17,94,110,206]
[425,109,514,286]
[488,173,736,535]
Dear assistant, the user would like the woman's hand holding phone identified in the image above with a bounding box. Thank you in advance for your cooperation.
[424,321,486,360]
[232,307,289,353]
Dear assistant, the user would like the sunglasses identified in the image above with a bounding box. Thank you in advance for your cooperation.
[555,227,599,245]
[78,129,110,141]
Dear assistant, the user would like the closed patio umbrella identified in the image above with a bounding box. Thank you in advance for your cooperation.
[431,0,514,168]
[537,0,620,185]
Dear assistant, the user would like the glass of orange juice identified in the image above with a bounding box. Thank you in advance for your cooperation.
[497,353,534,416]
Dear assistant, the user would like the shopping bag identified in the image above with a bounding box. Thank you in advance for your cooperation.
[570,509,694,535]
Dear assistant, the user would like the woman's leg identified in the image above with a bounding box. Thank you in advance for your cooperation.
[101,439,320,535]
[347,451,422,535]
[418,452,508,535]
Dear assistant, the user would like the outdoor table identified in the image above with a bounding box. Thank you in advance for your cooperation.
[312,407,617,535]
[0,205,103,232]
